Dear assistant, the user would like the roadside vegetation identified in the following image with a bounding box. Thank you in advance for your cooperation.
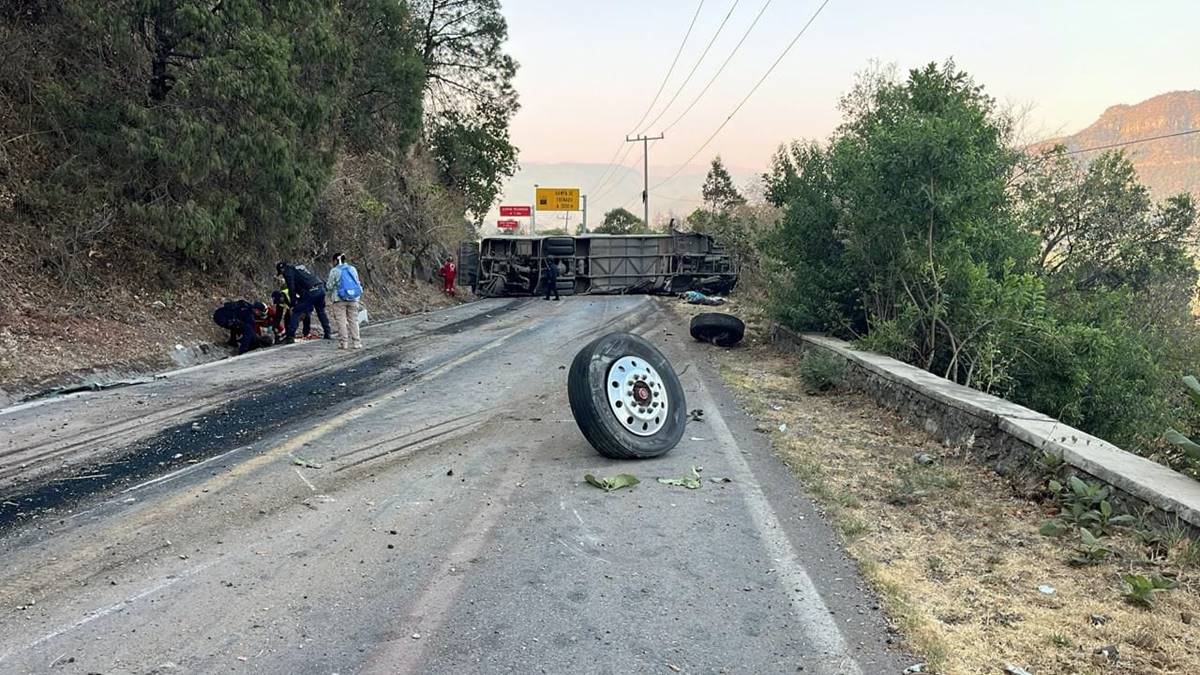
[717,338,1200,674]
[684,60,1200,475]
[0,0,519,389]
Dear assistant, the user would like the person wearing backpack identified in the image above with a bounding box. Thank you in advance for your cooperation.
[326,253,364,350]
[276,261,333,344]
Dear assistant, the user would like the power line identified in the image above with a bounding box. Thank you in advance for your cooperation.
[637,0,744,135]
[591,143,644,202]
[1061,128,1200,155]
[587,1,706,196]
[658,0,773,135]
[651,0,832,191]
[628,0,707,134]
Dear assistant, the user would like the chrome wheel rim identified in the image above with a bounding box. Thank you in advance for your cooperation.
[606,356,668,436]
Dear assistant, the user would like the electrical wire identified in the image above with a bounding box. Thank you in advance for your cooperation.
[637,0,745,135]
[627,0,707,134]
[654,0,772,136]
[1060,128,1200,155]
[587,0,706,196]
[650,0,832,191]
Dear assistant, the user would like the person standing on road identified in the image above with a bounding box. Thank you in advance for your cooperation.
[543,256,560,301]
[326,253,364,350]
[439,256,456,296]
[276,261,333,344]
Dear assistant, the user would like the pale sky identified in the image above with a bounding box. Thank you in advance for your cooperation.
[503,0,1200,175]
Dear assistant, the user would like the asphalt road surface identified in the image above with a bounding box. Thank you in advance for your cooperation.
[0,297,909,674]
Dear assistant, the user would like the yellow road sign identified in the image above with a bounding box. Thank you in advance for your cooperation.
[536,187,580,211]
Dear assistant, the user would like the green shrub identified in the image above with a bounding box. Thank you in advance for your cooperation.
[1122,573,1178,608]
[799,350,847,393]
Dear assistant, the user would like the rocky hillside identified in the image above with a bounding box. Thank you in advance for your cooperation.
[1046,90,1200,199]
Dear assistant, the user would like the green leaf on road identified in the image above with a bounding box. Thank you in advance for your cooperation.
[292,456,323,469]
[657,466,702,489]
[584,473,640,492]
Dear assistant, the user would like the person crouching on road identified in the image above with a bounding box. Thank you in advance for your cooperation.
[276,261,333,344]
[326,253,364,350]
[543,256,560,301]
[212,300,272,354]
[439,256,456,295]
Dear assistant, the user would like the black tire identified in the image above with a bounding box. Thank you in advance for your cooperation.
[568,332,687,459]
[544,237,575,257]
[689,313,745,347]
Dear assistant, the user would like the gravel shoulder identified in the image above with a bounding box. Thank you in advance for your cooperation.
[710,317,1200,675]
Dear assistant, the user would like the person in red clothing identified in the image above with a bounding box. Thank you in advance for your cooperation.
[439,256,456,295]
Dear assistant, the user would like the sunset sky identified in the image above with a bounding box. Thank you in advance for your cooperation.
[502,0,1199,175]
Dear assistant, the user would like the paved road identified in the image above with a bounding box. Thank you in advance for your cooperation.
[0,297,907,674]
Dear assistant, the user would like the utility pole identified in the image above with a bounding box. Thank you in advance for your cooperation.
[531,183,539,234]
[581,195,588,233]
[556,212,571,232]
[626,133,663,229]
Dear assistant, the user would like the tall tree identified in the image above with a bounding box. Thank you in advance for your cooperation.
[595,207,648,235]
[412,0,519,227]
[701,156,745,212]
[428,103,518,228]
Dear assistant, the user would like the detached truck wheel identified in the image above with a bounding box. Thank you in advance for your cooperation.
[568,332,687,459]
[689,313,745,347]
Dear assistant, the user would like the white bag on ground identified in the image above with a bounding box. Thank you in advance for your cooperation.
[357,306,369,326]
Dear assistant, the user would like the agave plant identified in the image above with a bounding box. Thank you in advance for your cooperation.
[1165,376,1200,460]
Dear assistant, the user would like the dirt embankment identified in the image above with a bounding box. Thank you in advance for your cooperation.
[0,246,464,405]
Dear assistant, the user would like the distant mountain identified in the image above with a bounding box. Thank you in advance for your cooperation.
[485,162,759,235]
[1043,90,1200,199]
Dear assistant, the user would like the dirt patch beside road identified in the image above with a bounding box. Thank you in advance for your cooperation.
[0,268,461,404]
[716,338,1200,674]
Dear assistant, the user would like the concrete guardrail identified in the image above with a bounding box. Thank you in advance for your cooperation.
[771,325,1200,530]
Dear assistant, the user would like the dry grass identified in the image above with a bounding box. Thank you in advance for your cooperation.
[717,342,1200,675]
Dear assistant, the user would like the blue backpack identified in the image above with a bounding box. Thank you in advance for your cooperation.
[336,264,363,301]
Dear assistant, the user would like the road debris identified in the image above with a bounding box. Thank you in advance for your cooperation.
[913,453,936,466]
[657,466,702,489]
[584,474,640,492]
[1037,585,1056,595]
[903,664,926,673]
[680,290,725,306]
[1003,666,1033,675]
[1093,644,1119,664]
[688,409,705,422]
[291,456,323,469]
[708,477,732,484]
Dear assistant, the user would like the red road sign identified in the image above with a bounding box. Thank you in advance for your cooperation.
[497,219,520,229]
[500,205,532,217]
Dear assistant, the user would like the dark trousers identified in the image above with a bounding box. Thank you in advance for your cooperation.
[236,318,271,354]
[287,291,332,339]
[543,275,559,300]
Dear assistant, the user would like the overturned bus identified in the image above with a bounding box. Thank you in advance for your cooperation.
[457,232,738,297]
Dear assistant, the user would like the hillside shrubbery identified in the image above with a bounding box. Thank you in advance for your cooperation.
[0,0,516,284]
[758,61,1200,466]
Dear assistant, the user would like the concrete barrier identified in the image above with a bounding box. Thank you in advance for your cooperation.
[771,325,1200,530]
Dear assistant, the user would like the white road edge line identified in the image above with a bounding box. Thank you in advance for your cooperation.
[693,378,864,675]
[0,303,489,417]
[0,558,220,664]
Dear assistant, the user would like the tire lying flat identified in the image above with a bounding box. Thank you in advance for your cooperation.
[568,332,687,459]
[689,312,745,347]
